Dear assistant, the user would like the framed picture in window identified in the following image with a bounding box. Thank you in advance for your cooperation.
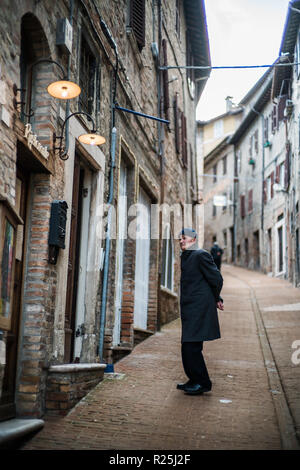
[0,198,23,330]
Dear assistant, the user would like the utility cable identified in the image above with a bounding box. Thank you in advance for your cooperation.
[159,62,297,71]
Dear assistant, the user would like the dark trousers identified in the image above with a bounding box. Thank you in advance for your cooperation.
[181,341,212,388]
[213,258,221,270]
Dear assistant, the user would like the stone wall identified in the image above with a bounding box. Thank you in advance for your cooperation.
[0,0,206,418]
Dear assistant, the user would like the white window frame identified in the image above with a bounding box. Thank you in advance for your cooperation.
[161,224,174,292]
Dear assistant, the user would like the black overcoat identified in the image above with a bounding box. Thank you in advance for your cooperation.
[180,246,223,343]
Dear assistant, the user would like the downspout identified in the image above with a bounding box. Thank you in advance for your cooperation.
[64,0,74,154]
[233,145,237,263]
[284,118,290,280]
[98,19,118,363]
[251,107,265,269]
[157,0,164,332]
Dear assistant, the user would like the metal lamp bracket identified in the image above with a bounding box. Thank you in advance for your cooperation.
[12,83,34,118]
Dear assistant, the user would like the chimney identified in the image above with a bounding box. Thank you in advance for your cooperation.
[225,96,234,112]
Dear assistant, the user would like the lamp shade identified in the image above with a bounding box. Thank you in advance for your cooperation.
[47,80,81,99]
[78,133,106,146]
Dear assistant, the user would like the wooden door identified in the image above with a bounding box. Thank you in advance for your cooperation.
[0,169,28,421]
[64,154,84,362]
[73,168,92,360]
[133,187,151,330]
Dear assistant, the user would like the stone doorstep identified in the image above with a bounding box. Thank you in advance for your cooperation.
[0,418,44,446]
[48,363,106,373]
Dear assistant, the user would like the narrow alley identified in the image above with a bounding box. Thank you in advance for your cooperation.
[19,264,300,451]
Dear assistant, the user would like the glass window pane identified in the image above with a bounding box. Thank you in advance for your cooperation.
[0,218,15,319]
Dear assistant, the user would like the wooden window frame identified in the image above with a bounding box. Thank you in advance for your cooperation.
[0,198,23,330]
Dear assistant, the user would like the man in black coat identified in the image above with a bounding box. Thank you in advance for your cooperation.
[210,241,224,270]
[177,228,224,395]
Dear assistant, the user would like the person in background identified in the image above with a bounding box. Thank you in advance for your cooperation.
[177,228,224,395]
[210,241,223,270]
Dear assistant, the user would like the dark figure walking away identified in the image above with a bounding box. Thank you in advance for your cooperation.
[210,241,224,270]
[177,228,224,395]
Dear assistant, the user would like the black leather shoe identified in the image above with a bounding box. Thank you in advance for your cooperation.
[176,380,192,390]
[184,383,212,395]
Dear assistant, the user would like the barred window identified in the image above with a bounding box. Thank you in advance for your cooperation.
[79,35,97,116]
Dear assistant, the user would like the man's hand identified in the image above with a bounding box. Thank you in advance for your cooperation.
[217,300,224,311]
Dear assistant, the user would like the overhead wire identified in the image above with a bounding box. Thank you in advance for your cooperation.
[159,61,297,71]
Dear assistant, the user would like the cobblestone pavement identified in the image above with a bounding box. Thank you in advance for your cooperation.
[20,264,300,450]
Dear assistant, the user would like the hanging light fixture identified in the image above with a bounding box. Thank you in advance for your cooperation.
[32,59,81,99]
[54,111,105,160]
[78,132,106,146]
[13,59,81,122]
[47,79,81,100]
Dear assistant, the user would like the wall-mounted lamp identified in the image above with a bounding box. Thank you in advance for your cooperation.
[47,79,81,100]
[35,58,81,100]
[53,111,105,160]
[13,58,81,120]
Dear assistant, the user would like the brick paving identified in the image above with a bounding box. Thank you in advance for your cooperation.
[20,264,300,450]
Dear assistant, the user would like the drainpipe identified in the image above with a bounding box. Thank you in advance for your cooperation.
[157,0,164,332]
[98,19,118,363]
[251,107,265,269]
[64,0,74,154]
[284,118,290,280]
[233,146,238,263]
[98,125,117,363]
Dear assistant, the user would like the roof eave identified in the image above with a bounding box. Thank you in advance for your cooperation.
[184,0,211,98]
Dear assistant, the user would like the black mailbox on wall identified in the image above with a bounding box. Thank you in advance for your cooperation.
[48,200,68,264]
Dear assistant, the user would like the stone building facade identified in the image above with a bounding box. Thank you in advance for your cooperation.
[0,0,210,421]
[229,1,300,284]
[196,99,242,256]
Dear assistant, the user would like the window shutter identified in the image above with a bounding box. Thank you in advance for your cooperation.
[130,0,145,51]
[240,194,245,218]
[181,112,187,167]
[263,180,267,204]
[254,129,259,154]
[248,189,253,213]
[264,117,269,141]
[275,165,280,183]
[284,142,290,189]
[272,105,277,133]
[278,95,288,124]
[270,171,274,198]
[249,135,252,157]
[174,94,181,154]
[162,39,170,121]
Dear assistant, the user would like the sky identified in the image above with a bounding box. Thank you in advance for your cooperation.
[197,0,292,121]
